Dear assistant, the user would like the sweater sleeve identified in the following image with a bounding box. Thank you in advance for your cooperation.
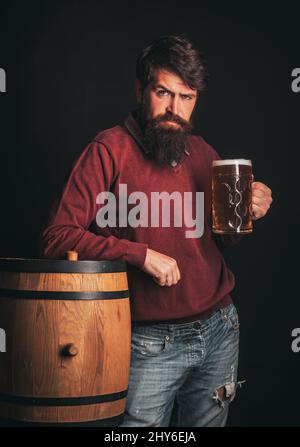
[39,141,148,268]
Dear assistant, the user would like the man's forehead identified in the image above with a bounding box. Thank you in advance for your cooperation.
[152,69,195,93]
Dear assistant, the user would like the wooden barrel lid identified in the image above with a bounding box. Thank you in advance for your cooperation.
[0,258,127,273]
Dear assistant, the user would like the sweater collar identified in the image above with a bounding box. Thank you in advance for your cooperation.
[124,110,150,154]
[124,110,190,166]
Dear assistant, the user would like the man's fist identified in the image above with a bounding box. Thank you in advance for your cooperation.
[143,248,181,287]
[252,181,273,220]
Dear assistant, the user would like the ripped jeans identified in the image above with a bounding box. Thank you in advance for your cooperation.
[120,303,241,427]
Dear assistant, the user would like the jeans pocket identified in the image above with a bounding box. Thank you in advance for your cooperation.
[223,304,240,331]
[131,328,170,357]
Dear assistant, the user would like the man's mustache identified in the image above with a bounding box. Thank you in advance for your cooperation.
[154,112,189,128]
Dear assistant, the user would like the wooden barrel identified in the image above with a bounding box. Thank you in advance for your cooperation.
[0,256,131,426]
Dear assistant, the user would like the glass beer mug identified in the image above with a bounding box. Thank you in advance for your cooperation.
[212,159,253,234]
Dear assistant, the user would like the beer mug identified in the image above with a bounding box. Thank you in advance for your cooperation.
[212,159,253,234]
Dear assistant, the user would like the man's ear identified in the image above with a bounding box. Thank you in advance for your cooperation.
[135,79,142,104]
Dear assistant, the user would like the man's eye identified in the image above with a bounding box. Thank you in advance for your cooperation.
[182,95,193,100]
[157,89,169,96]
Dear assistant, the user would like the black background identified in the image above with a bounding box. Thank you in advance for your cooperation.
[0,0,299,426]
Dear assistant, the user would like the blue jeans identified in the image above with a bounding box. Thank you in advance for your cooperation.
[120,303,240,427]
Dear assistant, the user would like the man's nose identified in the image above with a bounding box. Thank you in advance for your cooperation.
[166,96,179,116]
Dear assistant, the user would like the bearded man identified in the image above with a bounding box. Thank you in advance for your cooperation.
[41,35,272,427]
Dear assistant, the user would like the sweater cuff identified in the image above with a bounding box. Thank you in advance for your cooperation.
[123,240,148,269]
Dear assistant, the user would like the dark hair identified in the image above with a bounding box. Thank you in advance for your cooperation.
[136,35,207,92]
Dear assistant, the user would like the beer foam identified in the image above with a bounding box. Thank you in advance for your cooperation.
[212,159,252,167]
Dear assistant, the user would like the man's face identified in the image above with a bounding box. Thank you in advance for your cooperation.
[136,70,198,165]
[140,69,197,129]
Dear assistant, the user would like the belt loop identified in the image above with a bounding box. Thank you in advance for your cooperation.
[220,307,228,321]
[168,324,174,343]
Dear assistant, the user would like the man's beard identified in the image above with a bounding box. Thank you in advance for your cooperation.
[138,108,193,166]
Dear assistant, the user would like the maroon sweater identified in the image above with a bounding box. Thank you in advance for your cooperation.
[40,112,235,323]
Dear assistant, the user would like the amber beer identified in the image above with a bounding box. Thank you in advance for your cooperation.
[212,159,253,234]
